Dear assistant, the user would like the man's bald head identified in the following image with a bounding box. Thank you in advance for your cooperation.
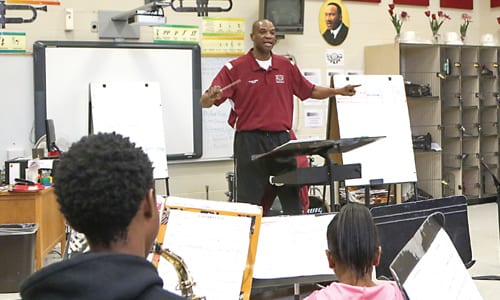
[252,19,274,34]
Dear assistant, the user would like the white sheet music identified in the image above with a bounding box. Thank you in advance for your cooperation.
[253,213,334,279]
[402,229,482,300]
[158,209,252,300]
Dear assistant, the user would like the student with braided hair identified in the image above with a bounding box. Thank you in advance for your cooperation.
[305,203,404,300]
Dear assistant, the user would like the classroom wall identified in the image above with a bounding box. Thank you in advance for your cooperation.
[1,0,498,200]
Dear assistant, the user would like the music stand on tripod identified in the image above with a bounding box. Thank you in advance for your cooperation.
[251,136,384,211]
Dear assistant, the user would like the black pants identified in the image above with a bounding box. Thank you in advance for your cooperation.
[234,130,302,215]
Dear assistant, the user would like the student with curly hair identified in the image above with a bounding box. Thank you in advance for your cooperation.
[305,203,404,300]
[20,133,183,300]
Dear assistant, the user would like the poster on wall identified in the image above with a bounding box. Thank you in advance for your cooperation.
[491,0,500,7]
[319,0,350,46]
[440,0,473,9]
[325,49,344,66]
[394,0,429,5]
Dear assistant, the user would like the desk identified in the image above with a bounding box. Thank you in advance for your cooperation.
[0,188,65,270]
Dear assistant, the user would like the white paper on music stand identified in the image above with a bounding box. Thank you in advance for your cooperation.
[253,213,334,279]
[158,209,252,300]
[397,229,482,300]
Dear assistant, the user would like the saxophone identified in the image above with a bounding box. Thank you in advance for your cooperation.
[154,243,206,300]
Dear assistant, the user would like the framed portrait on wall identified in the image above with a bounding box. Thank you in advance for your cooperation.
[394,0,428,5]
[440,0,473,9]
[491,0,500,7]
[343,0,380,2]
[319,1,351,46]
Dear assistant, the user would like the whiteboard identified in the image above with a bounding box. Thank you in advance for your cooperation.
[200,57,235,160]
[90,82,168,179]
[33,41,202,161]
[0,55,34,165]
[333,75,417,186]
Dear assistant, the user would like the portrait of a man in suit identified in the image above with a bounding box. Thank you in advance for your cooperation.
[322,2,349,46]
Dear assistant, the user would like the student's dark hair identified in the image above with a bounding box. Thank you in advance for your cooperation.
[327,202,379,280]
[54,132,154,247]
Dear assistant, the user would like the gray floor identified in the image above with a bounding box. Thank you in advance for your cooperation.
[465,202,500,300]
[1,202,499,300]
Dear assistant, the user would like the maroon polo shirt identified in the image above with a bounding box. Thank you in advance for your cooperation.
[211,49,315,131]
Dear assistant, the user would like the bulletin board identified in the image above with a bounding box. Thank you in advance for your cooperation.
[33,41,202,161]
[332,75,417,186]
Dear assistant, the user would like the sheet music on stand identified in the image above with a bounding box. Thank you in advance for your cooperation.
[253,213,335,280]
[390,213,483,300]
[153,196,262,300]
[251,136,384,160]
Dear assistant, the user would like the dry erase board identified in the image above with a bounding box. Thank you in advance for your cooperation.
[90,82,168,179]
[0,54,34,165]
[200,56,235,160]
[333,75,417,186]
[33,41,202,160]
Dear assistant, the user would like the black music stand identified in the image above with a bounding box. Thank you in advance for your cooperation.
[251,136,384,211]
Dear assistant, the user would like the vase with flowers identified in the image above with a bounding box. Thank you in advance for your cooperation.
[460,13,472,43]
[425,10,451,44]
[388,3,409,43]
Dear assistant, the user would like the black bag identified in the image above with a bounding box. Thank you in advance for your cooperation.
[412,132,432,151]
[405,82,431,97]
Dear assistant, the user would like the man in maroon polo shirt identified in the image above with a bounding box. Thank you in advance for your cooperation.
[200,19,359,215]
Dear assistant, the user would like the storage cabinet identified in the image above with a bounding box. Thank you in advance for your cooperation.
[365,43,499,201]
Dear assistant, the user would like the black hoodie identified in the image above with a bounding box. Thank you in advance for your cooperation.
[20,252,185,300]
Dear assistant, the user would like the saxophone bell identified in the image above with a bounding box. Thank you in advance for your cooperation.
[154,243,206,300]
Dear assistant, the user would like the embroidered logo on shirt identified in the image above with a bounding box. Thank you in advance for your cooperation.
[248,79,259,84]
[275,74,285,84]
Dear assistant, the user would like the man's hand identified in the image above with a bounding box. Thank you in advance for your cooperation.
[200,85,223,108]
[338,84,361,96]
[208,85,223,100]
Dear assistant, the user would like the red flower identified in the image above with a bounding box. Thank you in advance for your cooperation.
[388,3,409,34]
[425,10,450,35]
[460,13,472,37]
